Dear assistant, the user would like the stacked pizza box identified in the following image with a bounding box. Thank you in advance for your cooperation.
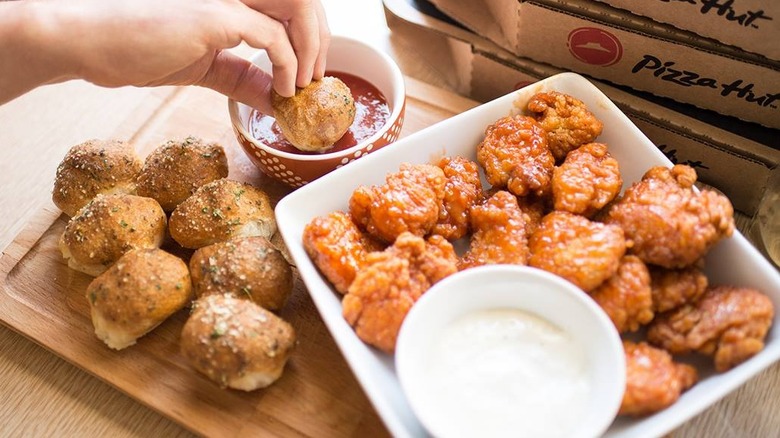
[591,0,778,62]
[424,0,780,130]
[383,0,779,220]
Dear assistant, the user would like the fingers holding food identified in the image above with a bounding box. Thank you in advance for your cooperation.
[52,139,142,217]
[181,294,296,390]
[136,136,229,212]
[59,193,167,276]
[169,179,276,249]
[189,236,293,311]
[86,248,192,350]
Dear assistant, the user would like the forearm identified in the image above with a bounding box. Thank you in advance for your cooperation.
[0,1,79,105]
[0,0,326,110]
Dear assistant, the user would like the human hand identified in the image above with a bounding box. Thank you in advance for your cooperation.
[1,0,330,113]
[242,0,330,86]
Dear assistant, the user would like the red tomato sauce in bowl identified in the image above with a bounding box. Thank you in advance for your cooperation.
[249,71,391,155]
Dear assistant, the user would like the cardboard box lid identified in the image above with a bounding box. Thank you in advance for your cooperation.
[591,0,780,62]
[399,0,778,149]
[384,0,779,218]
[426,0,780,131]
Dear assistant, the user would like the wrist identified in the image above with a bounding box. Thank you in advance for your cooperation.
[24,1,83,82]
[0,1,81,104]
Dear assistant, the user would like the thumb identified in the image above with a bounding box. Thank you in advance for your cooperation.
[197,50,274,115]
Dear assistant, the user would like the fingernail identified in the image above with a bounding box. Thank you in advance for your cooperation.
[297,69,314,88]
[276,83,295,98]
[314,59,327,79]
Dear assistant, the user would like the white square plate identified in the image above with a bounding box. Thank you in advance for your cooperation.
[275,72,780,438]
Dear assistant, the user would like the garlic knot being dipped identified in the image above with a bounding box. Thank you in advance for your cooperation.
[272,76,356,152]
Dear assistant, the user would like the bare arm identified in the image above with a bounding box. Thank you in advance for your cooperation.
[0,1,76,104]
[0,0,330,113]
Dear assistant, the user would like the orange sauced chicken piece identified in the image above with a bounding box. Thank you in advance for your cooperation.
[432,156,483,241]
[551,142,622,218]
[647,285,774,372]
[620,341,698,417]
[526,90,603,162]
[529,211,626,292]
[303,211,384,294]
[649,264,708,313]
[603,164,734,269]
[589,255,653,334]
[476,115,554,198]
[349,163,446,243]
[460,190,529,270]
[342,232,458,353]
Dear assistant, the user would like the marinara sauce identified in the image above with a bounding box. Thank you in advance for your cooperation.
[249,71,390,155]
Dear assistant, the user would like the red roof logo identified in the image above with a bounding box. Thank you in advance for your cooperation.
[567,28,623,67]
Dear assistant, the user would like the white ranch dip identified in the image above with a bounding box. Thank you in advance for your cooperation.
[418,308,591,438]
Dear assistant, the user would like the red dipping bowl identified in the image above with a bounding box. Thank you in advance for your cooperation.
[229,35,406,187]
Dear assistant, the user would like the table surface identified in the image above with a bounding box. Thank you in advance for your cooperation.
[2,1,779,437]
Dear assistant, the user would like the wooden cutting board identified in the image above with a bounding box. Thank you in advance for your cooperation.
[0,78,479,437]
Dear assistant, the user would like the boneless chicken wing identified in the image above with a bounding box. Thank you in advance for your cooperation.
[349,163,446,243]
[342,233,458,353]
[433,156,483,240]
[482,187,549,237]
[647,286,774,372]
[650,264,708,313]
[589,255,653,333]
[516,194,548,237]
[620,341,698,417]
[459,191,528,270]
[604,165,734,269]
[526,91,603,162]
[529,211,626,292]
[303,211,384,294]
[476,115,554,198]
[552,142,622,218]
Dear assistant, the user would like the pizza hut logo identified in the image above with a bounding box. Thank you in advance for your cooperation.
[567,28,623,67]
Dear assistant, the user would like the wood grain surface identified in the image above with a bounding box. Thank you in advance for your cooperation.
[0,76,476,437]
